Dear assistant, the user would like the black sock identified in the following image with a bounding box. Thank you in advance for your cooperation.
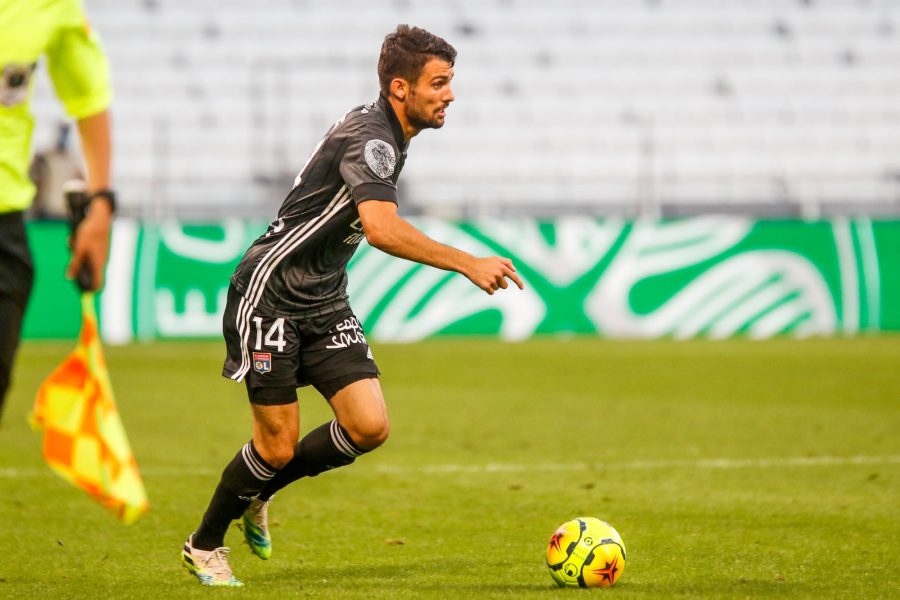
[258,420,366,500]
[193,440,278,550]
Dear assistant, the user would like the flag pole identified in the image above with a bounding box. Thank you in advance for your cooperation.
[29,182,148,523]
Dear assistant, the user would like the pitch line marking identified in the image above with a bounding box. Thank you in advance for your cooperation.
[1,455,898,479]
[373,454,900,475]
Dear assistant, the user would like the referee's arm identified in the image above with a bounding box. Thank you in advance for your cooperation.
[66,109,113,290]
[50,7,115,291]
[357,200,524,295]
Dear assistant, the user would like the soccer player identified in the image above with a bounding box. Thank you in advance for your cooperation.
[0,0,116,423]
[181,24,524,586]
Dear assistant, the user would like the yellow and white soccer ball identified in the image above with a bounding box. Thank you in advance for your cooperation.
[546,517,626,588]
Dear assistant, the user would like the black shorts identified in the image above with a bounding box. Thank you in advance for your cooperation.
[221,285,379,405]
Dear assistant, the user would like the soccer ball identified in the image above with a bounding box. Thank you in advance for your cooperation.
[546,517,626,588]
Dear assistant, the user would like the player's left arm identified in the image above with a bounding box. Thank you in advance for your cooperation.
[357,200,524,295]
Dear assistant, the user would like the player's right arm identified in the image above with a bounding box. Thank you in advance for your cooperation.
[357,200,524,295]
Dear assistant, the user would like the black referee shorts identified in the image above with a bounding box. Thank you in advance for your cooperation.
[221,285,380,405]
[0,210,35,407]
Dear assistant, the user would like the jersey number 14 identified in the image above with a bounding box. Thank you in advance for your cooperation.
[252,317,286,352]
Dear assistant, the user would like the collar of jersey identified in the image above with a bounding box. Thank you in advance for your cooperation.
[378,94,408,151]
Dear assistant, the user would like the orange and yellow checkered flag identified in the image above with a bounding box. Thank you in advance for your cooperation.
[30,293,148,524]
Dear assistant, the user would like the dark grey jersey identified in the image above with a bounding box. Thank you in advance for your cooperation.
[231,94,408,319]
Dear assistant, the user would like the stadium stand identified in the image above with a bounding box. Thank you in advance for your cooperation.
[28,0,900,217]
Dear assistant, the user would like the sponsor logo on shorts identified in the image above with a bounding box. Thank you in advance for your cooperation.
[326,317,369,350]
[253,352,272,373]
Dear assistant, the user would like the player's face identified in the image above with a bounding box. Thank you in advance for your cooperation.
[404,58,455,131]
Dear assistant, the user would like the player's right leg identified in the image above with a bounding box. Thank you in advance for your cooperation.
[182,289,301,584]
[181,401,297,585]
[181,534,243,587]
[238,397,300,560]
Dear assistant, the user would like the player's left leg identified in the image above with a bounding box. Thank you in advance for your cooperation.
[328,377,390,450]
[256,377,388,501]
[239,379,385,560]
[242,309,384,559]
[242,377,387,558]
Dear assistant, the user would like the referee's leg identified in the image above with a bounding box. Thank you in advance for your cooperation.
[0,293,29,420]
[0,211,35,424]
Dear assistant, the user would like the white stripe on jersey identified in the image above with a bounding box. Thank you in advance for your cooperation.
[233,186,352,380]
[247,186,353,310]
[231,186,353,381]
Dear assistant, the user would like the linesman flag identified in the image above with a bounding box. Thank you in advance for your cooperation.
[30,293,148,523]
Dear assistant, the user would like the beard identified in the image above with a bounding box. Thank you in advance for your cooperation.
[405,92,445,130]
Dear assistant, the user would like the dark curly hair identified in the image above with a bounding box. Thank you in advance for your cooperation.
[378,25,457,96]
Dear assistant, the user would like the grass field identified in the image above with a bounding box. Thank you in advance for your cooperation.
[1,337,898,599]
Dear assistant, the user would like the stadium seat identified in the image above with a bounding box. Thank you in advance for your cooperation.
[29,0,900,217]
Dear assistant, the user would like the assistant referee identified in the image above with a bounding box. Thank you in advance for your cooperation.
[0,0,116,422]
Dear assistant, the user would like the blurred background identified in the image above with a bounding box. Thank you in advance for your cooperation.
[28,0,900,219]
[22,0,900,342]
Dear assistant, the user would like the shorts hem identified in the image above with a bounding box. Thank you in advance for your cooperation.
[314,370,380,400]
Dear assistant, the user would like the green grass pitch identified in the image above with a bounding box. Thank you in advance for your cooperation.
[1,337,898,599]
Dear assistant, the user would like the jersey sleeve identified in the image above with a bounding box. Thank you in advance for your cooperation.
[339,129,400,205]
[45,1,112,119]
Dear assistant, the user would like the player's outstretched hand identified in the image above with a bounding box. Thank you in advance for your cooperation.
[465,256,525,295]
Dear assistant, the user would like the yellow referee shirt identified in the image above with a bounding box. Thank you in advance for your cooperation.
[0,0,112,213]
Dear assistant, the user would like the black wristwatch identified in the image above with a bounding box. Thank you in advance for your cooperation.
[88,189,117,213]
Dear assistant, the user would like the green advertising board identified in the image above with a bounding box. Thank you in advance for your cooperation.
[23,217,900,342]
